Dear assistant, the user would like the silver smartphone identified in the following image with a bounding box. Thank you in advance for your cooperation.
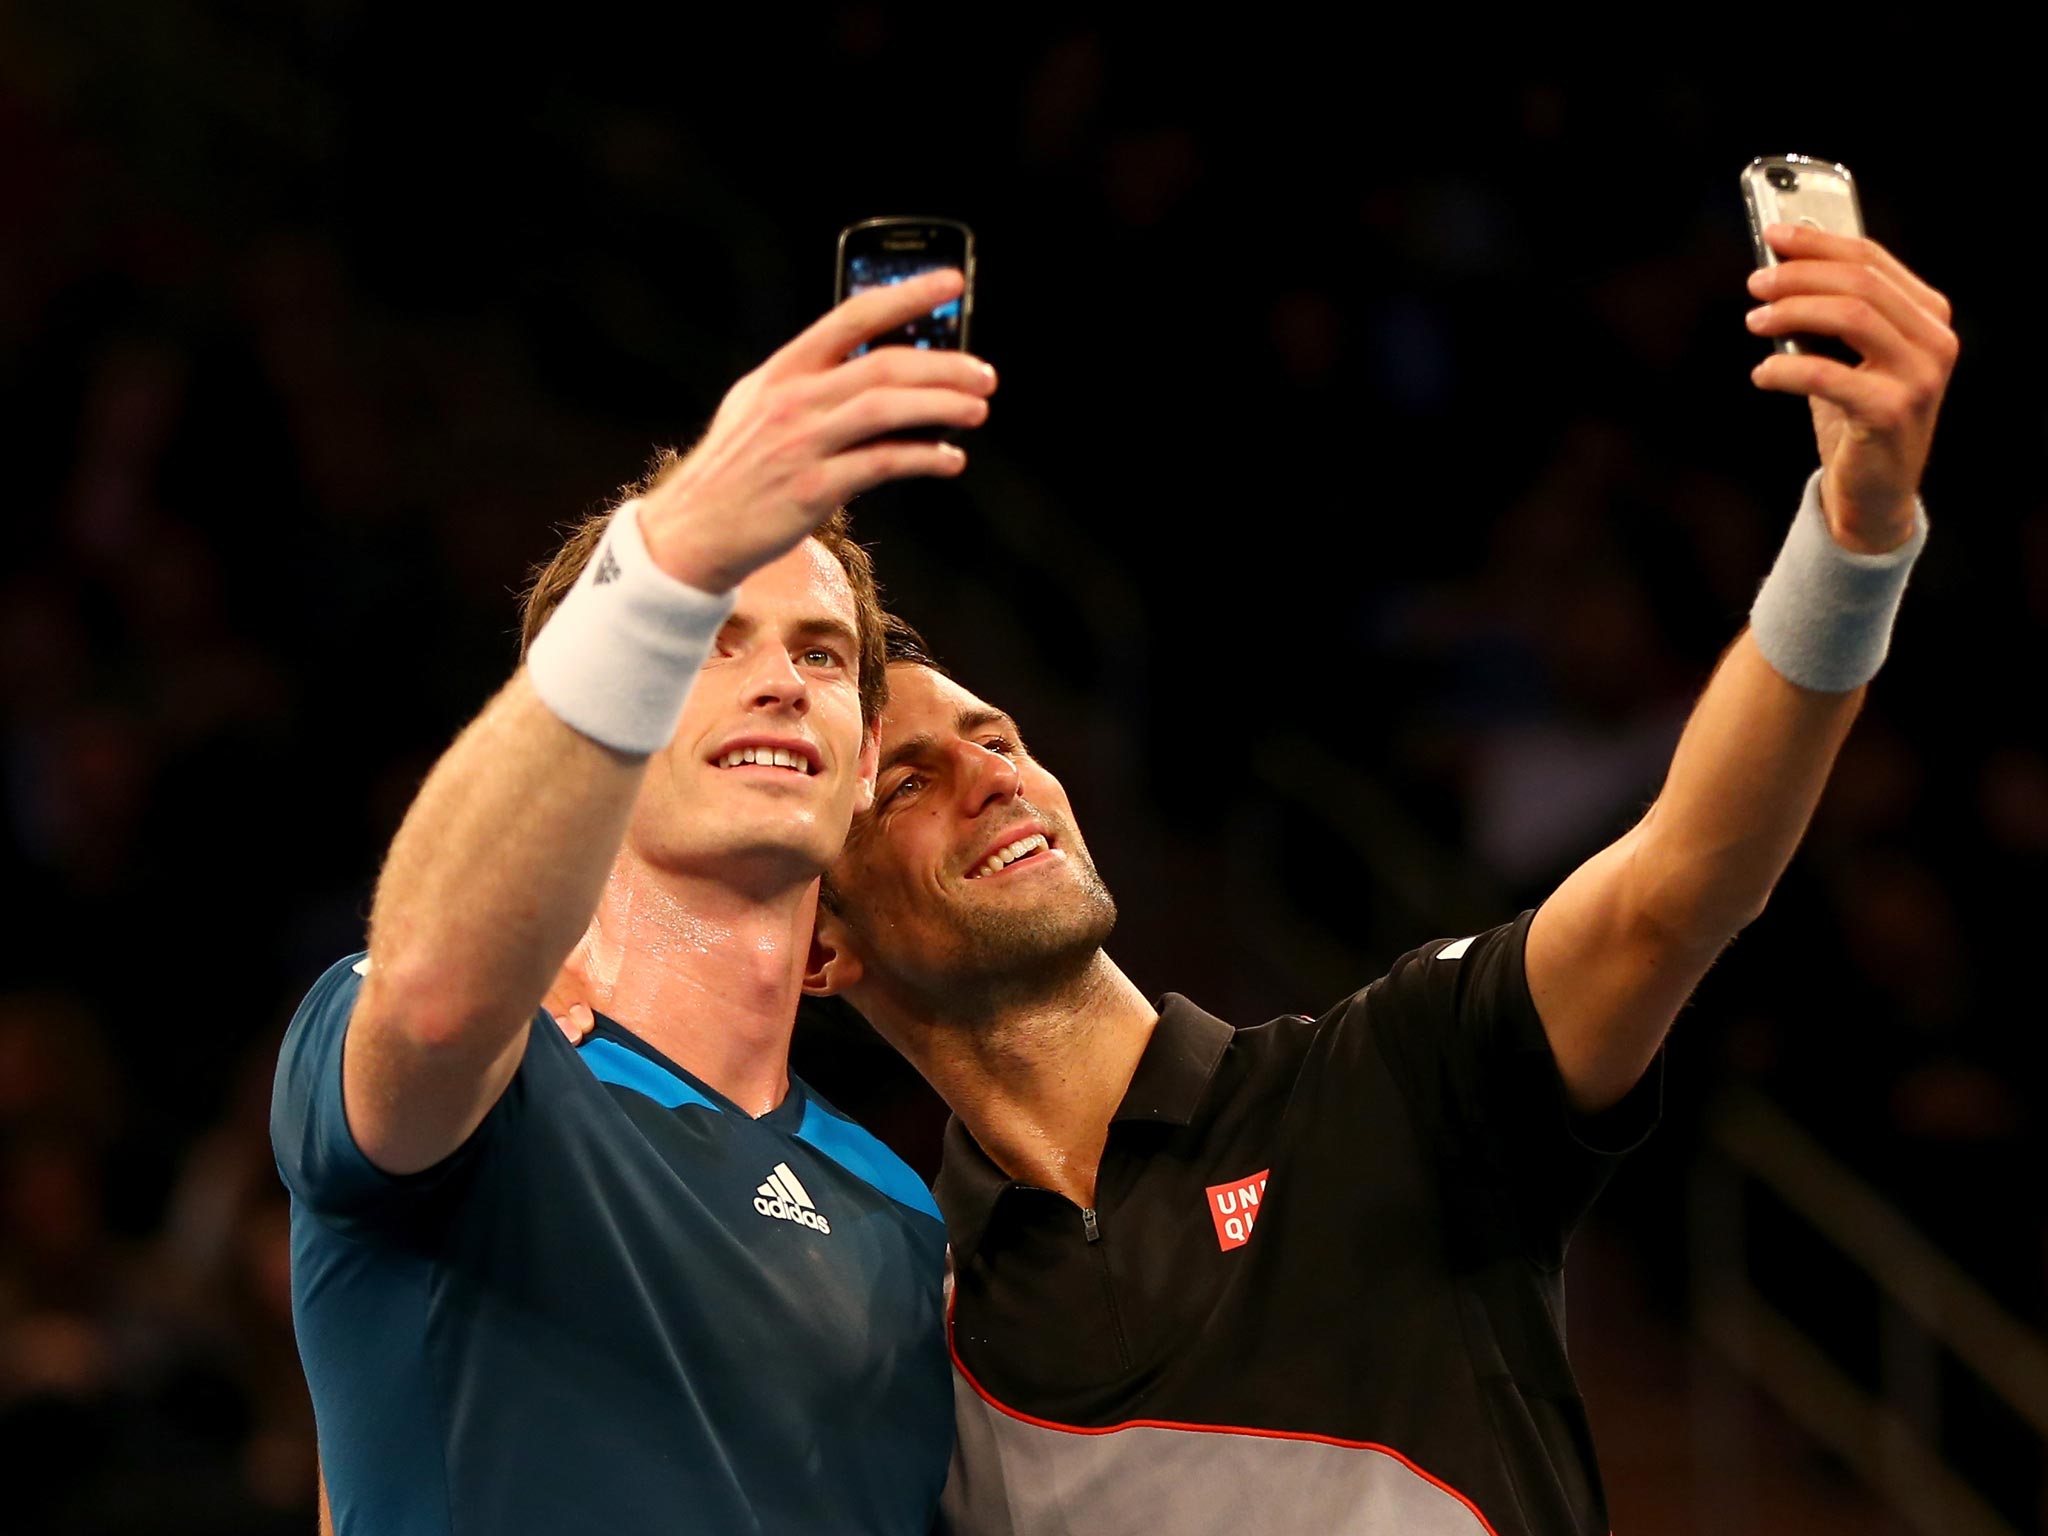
[1740,155,1865,364]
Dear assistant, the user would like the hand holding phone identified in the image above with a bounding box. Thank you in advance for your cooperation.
[1740,156,1865,366]
[833,218,979,443]
[1739,155,1959,551]
[636,268,994,592]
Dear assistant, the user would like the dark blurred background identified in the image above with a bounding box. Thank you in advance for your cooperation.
[2,6,2042,1533]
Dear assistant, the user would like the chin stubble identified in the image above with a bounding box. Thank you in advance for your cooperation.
[937,842,1119,1010]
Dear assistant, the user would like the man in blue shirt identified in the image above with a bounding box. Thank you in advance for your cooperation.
[272,270,999,1534]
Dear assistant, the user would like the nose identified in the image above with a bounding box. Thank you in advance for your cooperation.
[738,643,809,715]
[954,738,1021,815]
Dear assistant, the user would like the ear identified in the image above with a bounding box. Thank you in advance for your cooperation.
[851,719,881,816]
[804,907,865,997]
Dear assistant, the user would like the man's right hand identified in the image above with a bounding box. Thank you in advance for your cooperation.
[639,269,996,594]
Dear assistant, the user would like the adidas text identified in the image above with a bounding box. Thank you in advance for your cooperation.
[753,1195,832,1233]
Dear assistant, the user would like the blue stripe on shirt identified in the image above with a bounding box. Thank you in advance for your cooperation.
[796,1100,941,1221]
[577,1037,724,1114]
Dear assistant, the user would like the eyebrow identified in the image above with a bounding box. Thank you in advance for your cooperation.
[792,617,860,653]
[877,706,1017,778]
[717,613,861,653]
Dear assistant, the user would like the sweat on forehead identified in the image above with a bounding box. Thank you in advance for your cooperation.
[722,541,862,638]
[877,667,1013,749]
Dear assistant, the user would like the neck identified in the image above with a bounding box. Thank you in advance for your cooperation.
[870,950,1157,1207]
[546,845,817,1117]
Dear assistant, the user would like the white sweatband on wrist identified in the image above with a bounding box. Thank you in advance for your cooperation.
[1749,470,1928,693]
[526,498,735,755]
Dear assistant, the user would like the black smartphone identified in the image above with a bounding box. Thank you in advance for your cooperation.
[1740,155,1864,367]
[834,217,975,356]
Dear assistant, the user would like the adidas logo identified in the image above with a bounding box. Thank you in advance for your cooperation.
[754,1161,832,1235]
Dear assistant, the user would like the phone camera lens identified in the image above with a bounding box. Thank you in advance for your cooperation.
[1766,166,1798,192]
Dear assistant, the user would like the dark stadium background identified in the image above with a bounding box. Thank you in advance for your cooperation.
[2,8,2040,1532]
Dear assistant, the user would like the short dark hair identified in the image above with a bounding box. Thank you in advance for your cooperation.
[881,612,949,676]
[519,449,890,726]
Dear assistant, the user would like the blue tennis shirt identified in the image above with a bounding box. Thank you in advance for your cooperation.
[271,954,951,1535]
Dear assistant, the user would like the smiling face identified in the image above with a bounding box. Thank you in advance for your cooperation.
[821,663,1116,1012]
[626,537,878,890]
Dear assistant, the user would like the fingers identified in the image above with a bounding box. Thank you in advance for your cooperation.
[812,439,969,506]
[815,385,992,455]
[767,268,968,378]
[806,343,997,411]
[1750,349,1917,425]
[1761,224,1952,324]
[1745,228,1959,412]
[1748,259,1954,359]
[1746,293,1917,371]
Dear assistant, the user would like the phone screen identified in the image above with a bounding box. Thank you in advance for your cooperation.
[838,219,973,356]
[845,255,964,354]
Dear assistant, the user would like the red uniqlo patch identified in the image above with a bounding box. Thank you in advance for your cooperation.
[1205,1170,1270,1252]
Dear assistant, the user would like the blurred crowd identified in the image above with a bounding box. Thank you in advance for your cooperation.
[2,10,2040,1531]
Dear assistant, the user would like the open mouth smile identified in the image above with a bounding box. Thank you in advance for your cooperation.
[711,743,820,776]
[967,833,1055,879]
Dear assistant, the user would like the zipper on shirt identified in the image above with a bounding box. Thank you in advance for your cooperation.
[1080,1205,1132,1370]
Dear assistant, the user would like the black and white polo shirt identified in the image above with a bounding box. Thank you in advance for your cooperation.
[936,911,1661,1536]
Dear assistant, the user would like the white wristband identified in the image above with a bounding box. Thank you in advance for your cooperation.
[525,499,735,755]
[1749,471,1927,693]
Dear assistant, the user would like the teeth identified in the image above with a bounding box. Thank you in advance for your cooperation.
[717,748,812,774]
[974,833,1049,877]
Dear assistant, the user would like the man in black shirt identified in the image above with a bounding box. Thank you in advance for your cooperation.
[794,224,1956,1534]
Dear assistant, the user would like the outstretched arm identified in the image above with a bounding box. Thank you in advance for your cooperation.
[1526,225,1956,1113]
[346,272,997,1173]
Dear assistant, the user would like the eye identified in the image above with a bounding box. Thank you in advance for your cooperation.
[882,771,926,805]
[799,645,844,669]
[980,735,1017,757]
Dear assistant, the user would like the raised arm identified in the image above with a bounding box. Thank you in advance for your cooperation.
[345,271,997,1173]
[1526,224,1957,1112]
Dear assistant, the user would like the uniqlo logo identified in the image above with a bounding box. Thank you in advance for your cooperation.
[1205,1170,1270,1252]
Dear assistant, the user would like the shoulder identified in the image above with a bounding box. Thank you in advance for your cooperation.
[792,1083,942,1225]
[272,954,558,1219]
[273,952,371,1116]
[1335,913,1538,1033]
[1277,914,1541,1106]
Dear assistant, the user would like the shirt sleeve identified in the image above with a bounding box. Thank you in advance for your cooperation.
[270,953,509,1229]
[1341,911,1661,1263]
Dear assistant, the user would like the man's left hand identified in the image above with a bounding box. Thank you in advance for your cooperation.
[1747,224,1958,553]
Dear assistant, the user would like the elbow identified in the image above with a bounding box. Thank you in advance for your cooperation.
[354,952,509,1056]
[1626,824,1776,956]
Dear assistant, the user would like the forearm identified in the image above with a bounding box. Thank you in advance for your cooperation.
[1531,632,1863,1110]
[340,670,650,1171]
[359,669,645,1048]
[1624,629,1862,944]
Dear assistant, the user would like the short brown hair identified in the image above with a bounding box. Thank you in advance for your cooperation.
[519,449,890,726]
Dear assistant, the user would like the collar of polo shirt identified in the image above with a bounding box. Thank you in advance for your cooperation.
[934,995,1235,1267]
